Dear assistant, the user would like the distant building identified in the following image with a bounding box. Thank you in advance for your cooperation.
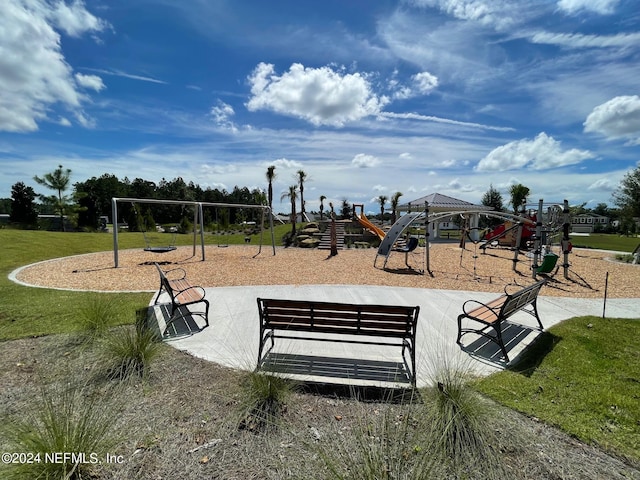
[399,192,492,239]
[571,213,610,233]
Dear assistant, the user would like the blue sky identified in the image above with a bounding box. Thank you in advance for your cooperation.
[1,0,640,215]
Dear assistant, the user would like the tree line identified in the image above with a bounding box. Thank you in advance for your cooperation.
[2,166,267,231]
[3,164,640,234]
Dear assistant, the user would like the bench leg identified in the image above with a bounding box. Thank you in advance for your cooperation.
[493,325,509,362]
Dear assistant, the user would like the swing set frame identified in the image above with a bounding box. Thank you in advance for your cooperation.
[111,197,275,267]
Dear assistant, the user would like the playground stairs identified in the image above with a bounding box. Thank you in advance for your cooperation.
[317,221,346,250]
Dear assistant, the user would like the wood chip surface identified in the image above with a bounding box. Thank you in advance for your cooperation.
[14,244,639,298]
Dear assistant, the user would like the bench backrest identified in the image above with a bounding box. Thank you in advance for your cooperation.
[500,280,545,319]
[257,298,419,339]
[154,263,174,295]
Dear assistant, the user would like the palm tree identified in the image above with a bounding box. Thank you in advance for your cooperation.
[265,165,276,214]
[377,195,388,224]
[297,170,308,219]
[281,185,298,236]
[390,191,403,224]
[33,164,72,231]
[319,195,326,220]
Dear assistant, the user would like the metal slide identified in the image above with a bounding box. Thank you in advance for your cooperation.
[355,212,386,240]
[375,212,424,268]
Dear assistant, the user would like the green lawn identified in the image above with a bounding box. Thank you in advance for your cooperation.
[475,316,640,464]
[0,225,291,340]
[570,233,640,252]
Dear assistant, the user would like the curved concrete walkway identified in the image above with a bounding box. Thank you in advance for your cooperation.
[151,285,640,388]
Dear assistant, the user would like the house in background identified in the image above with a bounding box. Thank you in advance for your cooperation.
[571,213,610,233]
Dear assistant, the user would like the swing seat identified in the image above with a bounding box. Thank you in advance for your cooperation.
[536,252,559,273]
[144,246,177,253]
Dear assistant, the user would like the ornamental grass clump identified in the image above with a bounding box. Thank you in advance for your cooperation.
[102,325,161,380]
[4,381,121,480]
[238,370,297,432]
[79,294,121,343]
[420,359,505,479]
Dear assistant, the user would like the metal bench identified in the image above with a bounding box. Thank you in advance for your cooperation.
[154,263,209,336]
[456,280,546,361]
[257,298,420,386]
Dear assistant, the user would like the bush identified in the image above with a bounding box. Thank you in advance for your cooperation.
[102,325,161,380]
[79,294,121,343]
[4,381,121,480]
[237,370,296,432]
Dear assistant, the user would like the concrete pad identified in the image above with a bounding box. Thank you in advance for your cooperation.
[151,285,640,389]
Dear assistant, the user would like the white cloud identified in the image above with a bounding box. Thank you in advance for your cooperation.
[412,71,439,94]
[246,62,389,126]
[587,178,616,191]
[272,157,303,169]
[352,153,381,168]
[210,100,237,132]
[389,70,438,99]
[583,95,640,144]
[74,73,105,91]
[557,0,619,15]
[530,31,640,49]
[476,132,594,171]
[379,112,515,132]
[49,0,107,37]
[0,0,106,132]
[84,68,167,84]
[407,0,517,29]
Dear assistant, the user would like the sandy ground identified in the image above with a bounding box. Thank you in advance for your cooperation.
[13,243,640,298]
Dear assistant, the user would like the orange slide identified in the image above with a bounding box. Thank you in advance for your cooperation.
[356,212,386,240]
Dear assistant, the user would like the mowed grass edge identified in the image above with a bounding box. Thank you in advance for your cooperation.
[475,315,640,464]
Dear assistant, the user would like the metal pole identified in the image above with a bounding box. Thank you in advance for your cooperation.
[112,197,119,268]
[562,199,570,279]
[603,271,609,318]
[269,206,276,255]
[425,202,432,276]
[198,203,206,261]
[513,223,523,272]
[532,199,544,279]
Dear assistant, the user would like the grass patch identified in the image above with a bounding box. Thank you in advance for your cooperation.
[102,325,162,380]
[475,315,640,464]
[237,370,297,432]
[3,380,122,480]
[570,233,640,252]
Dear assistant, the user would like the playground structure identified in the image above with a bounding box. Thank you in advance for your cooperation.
[110,197,275,268]
[375,199,572,280]
[353,203,386,240]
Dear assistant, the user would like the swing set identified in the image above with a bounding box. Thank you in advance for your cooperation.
[111,197,275,267]
[130,202,179,253]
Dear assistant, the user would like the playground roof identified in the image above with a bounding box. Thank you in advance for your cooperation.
[400,192,492,212]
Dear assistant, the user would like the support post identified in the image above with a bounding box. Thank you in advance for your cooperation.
[532,199,544,279]
[112,197,119,268]
[512,223,523,272]
[424,202,432,276]
[198,203,206,261]
[562,199,570,279]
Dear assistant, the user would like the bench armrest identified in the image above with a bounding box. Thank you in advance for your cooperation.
[461,299,500,318]
[175,284,206,298]
[163,267,188,281]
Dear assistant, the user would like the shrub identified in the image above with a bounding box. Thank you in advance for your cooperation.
[102,325,161,380]
[4,381,121,480]
[420,362,504,478]
[79,294,120,343]
[238,370,296,432]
